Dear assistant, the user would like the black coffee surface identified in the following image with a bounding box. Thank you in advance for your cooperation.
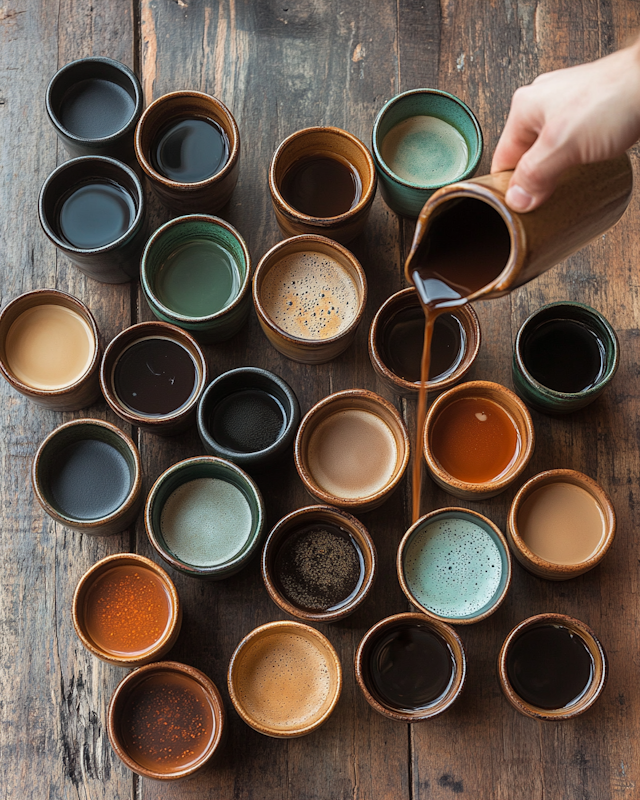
[59,78,136,138]
[506,624,594,710]
[210,388,286,453]
[152,117,229,183]
[522,318,606,393]
[58,180,136,249]
[114,338,197,416]
[280,155,361,218]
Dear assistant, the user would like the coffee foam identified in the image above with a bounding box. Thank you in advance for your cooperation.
[260,251,359,340]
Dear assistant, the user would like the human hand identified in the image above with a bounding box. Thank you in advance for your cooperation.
[491,39,640,212]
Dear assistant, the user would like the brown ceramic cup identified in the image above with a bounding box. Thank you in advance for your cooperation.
[424,380,535,500]
[253,235,367,364]
[368,287,481,396]
[507,469,616,581]
[498,613,607,721]
[269,126,377,244]
[355,612,466,721]
[295,389,410,512]
[0,289,101,411]
[100,321,209,435]
[261,505,377,623]
[108,660,226,779]
[135,90,240,214]
[72,552,182,668]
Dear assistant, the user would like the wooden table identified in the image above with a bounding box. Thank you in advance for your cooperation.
[2,2,639,798]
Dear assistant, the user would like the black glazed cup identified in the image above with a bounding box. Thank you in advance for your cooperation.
[38,156,146,284]
[197,367,300,471]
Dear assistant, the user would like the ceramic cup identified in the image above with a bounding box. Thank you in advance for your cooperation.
[368,287,481,396]
[108,660,226,779]
[424,380,535,500]
[46,57,143,162]
[197,367,300,471]
[100,321,208,436]
[372,88,483,218]
[397,508,512,625]
[512,301,620,414]
[295,389,410,512]
[227,620,342,738]
[355,612,466,721]
[498,613,607,720]
[32,418,142,536]
[72,552,182,668]
[135,90,240,214]
[0,289,101,411]
[141,214,251,343]
[269,126,377,244]
[507,469,616,581]
[38,155,146,284]
[145,456,265,580]
[253,235,367,364]
[261,504,377,623]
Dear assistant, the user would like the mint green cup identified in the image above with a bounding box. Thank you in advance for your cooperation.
[372,89,483,218]
[141,215,251,343]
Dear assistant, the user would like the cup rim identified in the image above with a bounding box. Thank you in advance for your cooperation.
[140,214,252,324]
[397,507,512,624]
[372,88,483,190]
[269,126,377,223]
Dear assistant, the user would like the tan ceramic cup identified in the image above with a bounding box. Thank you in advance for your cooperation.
[368,287,481,396]
[498,613,607,721]
[269,126,377,244]
[424,380,535,500]
[253,235,367,364]
[135,90,240,214]
[295,389,410,512]
[72,552,182,668]
[227,620,342,738]
[507,469,616,580]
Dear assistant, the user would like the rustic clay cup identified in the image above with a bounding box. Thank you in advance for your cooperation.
[261,504,377,623]
[355,612,466,721]
[32,418,142,536]
[368,287,481,396]
[72,552,182,668]
[0,289,101,411]
[269,126,377,244]
[294,389,410,512]
[507,469,616,580]
[498,613,607,721]
[253,235,367,364]
[108,660,226,779]
[228,620,342,738]
[100,321,208,436]
[424,380,535,500]
[135,90,240,214]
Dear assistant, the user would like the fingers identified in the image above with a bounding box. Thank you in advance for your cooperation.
[491,86,542,173]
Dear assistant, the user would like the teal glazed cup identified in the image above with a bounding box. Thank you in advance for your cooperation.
[141,215,251,343]
[372,88,483,218]
[145,456,265,580]
[512,301,619,414]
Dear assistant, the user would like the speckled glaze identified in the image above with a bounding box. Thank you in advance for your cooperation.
[397,508,511,625]
[498,613,608,721]
[253,235,367,364]
[135,90,240,214]
[368,287,481,396]
[512,301,619,414]
[72,552,182,668]
[0,289,101,411]
[372,89,483,218]
[269,126,377,244]
[261,505,377,623]
[424,380,535,500]
[507,469,616,581]
[32,418,142,536]
[354,612,466,721]
[141,215,251,343]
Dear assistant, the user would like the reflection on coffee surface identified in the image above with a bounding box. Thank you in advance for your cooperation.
[58,180,136,249]
[152,117,229,183]
[280,153,362,217]
[59,78,136,139]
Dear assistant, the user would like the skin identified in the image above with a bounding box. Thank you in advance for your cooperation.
[491,37,640,212]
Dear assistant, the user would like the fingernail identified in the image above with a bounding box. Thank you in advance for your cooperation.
[506,185,535,212]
